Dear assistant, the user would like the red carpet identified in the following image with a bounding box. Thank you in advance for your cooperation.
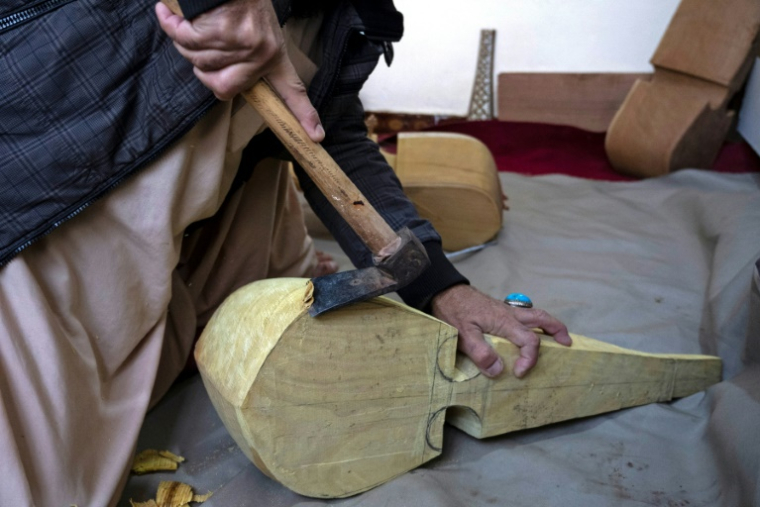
[381,120,760,181]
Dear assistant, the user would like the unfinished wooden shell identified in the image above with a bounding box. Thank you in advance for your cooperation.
[195,278,721,498]
[383,133,503,251]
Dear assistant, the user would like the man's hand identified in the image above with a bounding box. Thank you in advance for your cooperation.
[431,284,572,378]
[155,0,325,142]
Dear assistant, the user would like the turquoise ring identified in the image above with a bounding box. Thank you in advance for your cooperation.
[504,293,533,309]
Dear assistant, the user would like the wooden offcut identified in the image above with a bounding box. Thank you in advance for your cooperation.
[497,73,650,132]
[605,0,760,177]
[383,132,504,252]
[195,278,722,498]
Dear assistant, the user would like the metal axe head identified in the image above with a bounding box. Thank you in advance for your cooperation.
[308,227,430,317]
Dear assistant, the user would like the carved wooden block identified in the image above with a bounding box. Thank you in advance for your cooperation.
[195,278,721,498]
[383,132,503,252]
[605,0,760,177]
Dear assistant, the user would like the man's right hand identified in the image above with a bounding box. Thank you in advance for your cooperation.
[155,0,325,142]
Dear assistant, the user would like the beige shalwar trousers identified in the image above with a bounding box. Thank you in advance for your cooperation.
[0,17,323,507]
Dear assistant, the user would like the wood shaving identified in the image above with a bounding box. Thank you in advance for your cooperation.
[130,500,158,507]
[131,449,185,474]
[303,280,314,308]
[131,481,212,507]
[192,492,214,502]
[156,481,193,507]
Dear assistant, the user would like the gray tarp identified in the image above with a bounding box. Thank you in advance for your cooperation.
[122,170,760,506]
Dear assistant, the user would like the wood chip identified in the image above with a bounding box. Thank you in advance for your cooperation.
[130,481,212,507]
[156,481,193,507]
[131,450,185,474]
[158,482,213,507]
[303,280,314,308]
[192,492,213,502]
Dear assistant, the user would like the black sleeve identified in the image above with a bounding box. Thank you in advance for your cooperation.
[178,0,290,23]
[177,0,228,19]
[293,92,469,312]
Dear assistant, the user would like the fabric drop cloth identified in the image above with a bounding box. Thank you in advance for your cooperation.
[122,169,760,507]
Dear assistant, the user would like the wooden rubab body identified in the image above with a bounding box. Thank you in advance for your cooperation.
[381,132,504,252]
[195,278,721,498]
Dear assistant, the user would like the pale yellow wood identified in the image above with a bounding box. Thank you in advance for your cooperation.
[447,333,721,438]
[386,133,503,252]
[195,278,722,498]
[194,278,315,477]
[197,278,456,497]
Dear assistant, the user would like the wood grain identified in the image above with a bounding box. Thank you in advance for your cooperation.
[195,278,722,498]
[605,0,760,177]
[605,71,735,177]
[652,0,760,90]
[497,73,651,132]
[386,132,503,251]
[244,82,397,254]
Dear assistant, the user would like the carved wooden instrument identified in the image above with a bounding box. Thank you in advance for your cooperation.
[195,278,722,498]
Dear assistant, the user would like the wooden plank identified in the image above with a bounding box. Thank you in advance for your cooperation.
[196,278,722,498]
[497,72,651,132]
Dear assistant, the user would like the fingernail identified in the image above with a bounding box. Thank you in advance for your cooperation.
[485,358,504,378]
[315,123,325,140]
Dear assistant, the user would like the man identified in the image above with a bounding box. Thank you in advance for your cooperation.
[0,0,570,504]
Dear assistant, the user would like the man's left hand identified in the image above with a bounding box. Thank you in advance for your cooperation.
[431,284,572,378]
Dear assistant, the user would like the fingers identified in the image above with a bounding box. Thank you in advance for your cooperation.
[156,3,244,51]
[513,307,573,346]
[172,45,251,72]
[155,3,188,42]
[193,64,257,101]
[457,327,504,378]
[266,60,325,142]
[431,285,573,381]
[155,1,323,137]
[503,327,542,378]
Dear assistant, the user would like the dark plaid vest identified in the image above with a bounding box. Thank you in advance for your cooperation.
[0,0,402,267]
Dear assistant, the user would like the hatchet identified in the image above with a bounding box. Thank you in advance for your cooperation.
[160,0,429,316]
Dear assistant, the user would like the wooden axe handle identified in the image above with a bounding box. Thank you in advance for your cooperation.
[161,0,398,255]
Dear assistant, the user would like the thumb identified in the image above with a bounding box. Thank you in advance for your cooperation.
[458,327,504,378]
[265,58,325,143]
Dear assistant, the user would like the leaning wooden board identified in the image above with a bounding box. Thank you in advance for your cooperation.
[195,278,721,498]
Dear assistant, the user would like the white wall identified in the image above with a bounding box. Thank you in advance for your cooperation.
[359,0,681,116]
